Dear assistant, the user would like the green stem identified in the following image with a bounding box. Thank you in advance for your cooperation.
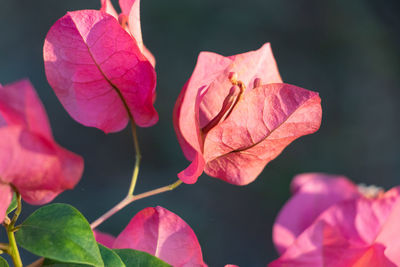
[90,120,184,230]
[7,229,22,267]
[6,192,22,267]
[90,179,183,229]
[127,122,141,196]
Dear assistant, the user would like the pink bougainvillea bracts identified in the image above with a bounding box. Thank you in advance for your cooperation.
[270,173,400,266]
[0,79,83,222]
[95,206,207,267]
[44,9,157,133]
[100,0,156,66]
[173,43,322,185]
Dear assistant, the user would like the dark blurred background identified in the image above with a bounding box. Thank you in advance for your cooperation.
[1,0,399,266]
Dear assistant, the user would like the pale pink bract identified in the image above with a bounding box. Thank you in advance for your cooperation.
[173,43,322,185]
[100,0,156,66]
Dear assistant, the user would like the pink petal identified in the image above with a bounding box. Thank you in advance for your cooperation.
[142,44,156,67]
[44,10,158,133]
[113,206,206,267]
[119,0,156,66]
[273,173,360,254]
[317,187,400,245]
[0,79,52,140]
[271,186,400,266]
[198,43,282,128]
[0,79,84,205]
[0,126,84,205]
[376,196,400,265]
[100,0,119,19]
[94,230,116,248]
[203,83,322,185]
[269,221,396,267]
[173,80,208,183]
[119,0,142,45]
[177,152,205,184]
[0,184,12,223]
[174,51,230,159]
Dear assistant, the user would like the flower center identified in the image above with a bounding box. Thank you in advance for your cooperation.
[357,183,385,199]
[201,72,246,135]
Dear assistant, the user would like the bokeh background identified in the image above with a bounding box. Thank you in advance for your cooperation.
[1,0,399,266]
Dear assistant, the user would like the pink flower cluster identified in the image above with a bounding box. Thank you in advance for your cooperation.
[271,173,400,266]
[2,0,398,266]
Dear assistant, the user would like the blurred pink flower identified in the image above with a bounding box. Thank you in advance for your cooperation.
[95,206,207,267]
[270,173,400,266]
[44,9,157,133]
[173,43,322,185]
[0,79,83,223]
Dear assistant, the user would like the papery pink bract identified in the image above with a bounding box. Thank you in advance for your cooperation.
[270,173,400,266]
[173,43,322,185]
[100,0,156,66]
[273,173,361,254]
[0,79,83,221]
[100,0,118,19]
[44,10,157,133]
[94,206,207,267]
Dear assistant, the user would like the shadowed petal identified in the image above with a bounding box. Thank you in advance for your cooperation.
[0,79,84,205]
[113,206,206,267]
[44,10,157,133]
[0,79,52,139]
[0,127,83,205]
[273,173,359,254]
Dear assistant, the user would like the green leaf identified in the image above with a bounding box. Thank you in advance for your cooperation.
[0,257,9,267]
[42,244,125,267]
[6,193,17,215]
[97,245,125,267]
[113,249,171,267]
[15,203,103,267]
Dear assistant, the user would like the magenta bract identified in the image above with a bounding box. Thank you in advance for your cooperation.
[100,0,156,66]
[44,10,157,133]
[173,43,322,185]
[95,206,207,267]
[271,173,400,266]
[0,79,83,222]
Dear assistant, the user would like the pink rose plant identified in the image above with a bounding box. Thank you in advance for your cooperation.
[44,9,157,133]
[270,173,400,266]
[95,206,207,267]
[0,79,83,223]
[173,43,322,185]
